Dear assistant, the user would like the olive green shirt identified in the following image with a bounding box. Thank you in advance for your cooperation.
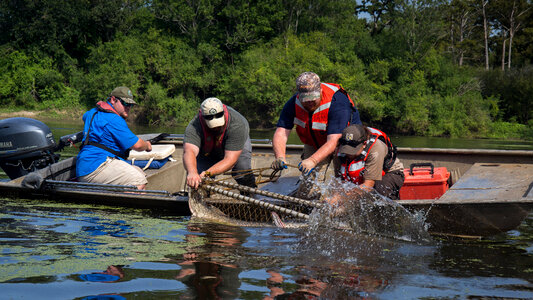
[364,139,404,181]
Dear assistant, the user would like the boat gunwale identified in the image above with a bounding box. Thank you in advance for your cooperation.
[157,136,533,156]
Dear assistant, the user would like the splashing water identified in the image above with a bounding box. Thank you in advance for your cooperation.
[304,176,432,243]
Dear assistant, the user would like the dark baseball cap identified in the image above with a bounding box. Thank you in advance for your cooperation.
[338,125,367,155]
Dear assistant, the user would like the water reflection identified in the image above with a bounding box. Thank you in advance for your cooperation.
[264,264,390,299]
[175,220,246,299]
[1,196,533,299]
[178,220,399,299]
[79,265,125,283]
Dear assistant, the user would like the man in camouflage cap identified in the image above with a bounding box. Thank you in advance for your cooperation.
[271,72,362,197]
[76,86,152,189]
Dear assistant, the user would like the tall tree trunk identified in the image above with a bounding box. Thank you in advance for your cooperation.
[458,13,468,67]
[501,35,507,71]
[450,15,455,63]
[508,30,513,69]
[482,0,489,70]
[507,3,516,69]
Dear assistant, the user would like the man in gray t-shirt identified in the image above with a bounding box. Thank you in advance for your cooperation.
[183,97,255,190]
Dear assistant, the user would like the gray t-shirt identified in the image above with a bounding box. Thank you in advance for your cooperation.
[184,106,250,157]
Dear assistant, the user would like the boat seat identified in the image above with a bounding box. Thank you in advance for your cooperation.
[127,144,176,170]
[128,144,176,161]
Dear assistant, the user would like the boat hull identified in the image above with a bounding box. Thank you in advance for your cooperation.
[1,136,532,237]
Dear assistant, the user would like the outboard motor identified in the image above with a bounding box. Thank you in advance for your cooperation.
[0,117,82,180]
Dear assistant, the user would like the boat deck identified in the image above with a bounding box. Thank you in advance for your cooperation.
[439,163,533,203]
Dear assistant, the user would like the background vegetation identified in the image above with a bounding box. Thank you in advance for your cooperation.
[0,0,531,139]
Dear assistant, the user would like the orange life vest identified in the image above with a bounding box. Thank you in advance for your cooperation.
[199,105,230,156]
[339,127,397,184]
[294,83,355,148]
[95,101,120,115]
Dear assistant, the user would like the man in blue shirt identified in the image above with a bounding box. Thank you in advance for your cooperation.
[76,86,152,189]
[272,72,361,175]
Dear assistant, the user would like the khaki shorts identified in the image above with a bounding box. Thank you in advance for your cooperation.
[79,157,148,187]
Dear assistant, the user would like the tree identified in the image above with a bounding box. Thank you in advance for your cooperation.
[447,0,478,66]
[492,0,531,69]
[356,0,399,36]
[392,0,447,63]
[0,0,136,62]
[481,0,490,70]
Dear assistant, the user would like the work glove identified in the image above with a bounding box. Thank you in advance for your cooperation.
[271,157,287,171]
[298,157,318,176]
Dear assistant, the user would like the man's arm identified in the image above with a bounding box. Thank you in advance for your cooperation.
[298,133,342,174]
[131,138,152,152]
[272,127,291,160]
[201,149,242,177]
[183,142,201,189]
[309,133,342,163]
[360,145,385,191]
[360,179,376,191]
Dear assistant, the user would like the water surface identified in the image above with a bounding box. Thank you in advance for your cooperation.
[1,197,532,299]
[1,118,532,299]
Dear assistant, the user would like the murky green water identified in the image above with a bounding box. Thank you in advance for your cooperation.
[1,196,532,299]
[1,117,532,299]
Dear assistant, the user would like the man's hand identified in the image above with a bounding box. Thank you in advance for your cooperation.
[199,171,214,178]
[186,172,202,189]
[298,157,318,176]
[145,141,152,152]
[271,157,287,170]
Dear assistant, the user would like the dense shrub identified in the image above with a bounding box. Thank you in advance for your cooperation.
[0,48,80,110]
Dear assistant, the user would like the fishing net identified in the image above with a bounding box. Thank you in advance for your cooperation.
[190,178,314,227]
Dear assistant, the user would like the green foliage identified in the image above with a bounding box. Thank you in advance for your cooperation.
[0,0,136,62]
[75,29,206,113]
[487,121,529,139]
[0,0,530,140]
[479,67,533,124]
[140,82,198,125]
[0,48,80,110]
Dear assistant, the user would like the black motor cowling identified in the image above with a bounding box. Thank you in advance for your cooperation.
[0,117,61,180]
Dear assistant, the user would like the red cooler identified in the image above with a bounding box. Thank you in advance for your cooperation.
[399,163,450,200]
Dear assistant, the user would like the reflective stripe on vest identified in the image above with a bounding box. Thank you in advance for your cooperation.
[340,127,390,184]
[294,83,340,148]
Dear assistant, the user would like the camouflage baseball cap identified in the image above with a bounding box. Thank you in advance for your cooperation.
[296,72,321,102]
[110,86,136,104]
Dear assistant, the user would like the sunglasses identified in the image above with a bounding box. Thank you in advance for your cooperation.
[203,111,224,120]
[339,138,364,148]
[118,98,134,108]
